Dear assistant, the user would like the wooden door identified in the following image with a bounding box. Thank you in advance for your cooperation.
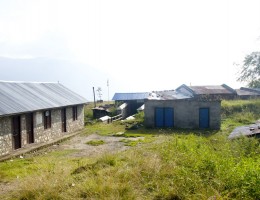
[12,116,21,149]
[61,108,67,132]
[26,113,34,144]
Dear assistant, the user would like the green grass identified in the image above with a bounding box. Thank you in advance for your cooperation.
[84,121,125,136]
[0,149,77,182]
[86,140,105,146]
[1,99,260,199]
[119,138,144,146]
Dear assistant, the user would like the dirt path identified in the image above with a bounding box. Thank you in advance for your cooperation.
[48,133,143,157]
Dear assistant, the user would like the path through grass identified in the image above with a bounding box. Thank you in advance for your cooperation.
[0,100,260,199]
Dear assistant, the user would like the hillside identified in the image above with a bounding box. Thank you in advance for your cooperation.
[0,100,259,199]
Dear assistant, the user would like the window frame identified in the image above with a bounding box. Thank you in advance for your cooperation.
[43,110,52,129]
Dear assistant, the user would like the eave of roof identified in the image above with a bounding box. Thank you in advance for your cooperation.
[0,81,87,116]
[188,85,236,95]
[112,92,149,101]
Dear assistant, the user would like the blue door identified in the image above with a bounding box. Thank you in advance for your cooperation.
[155,108,164,127]
[199,108,209,128]
[164,108,174,127]
[155,107,174,128]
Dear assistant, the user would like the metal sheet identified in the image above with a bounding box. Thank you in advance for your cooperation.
[112,92,149,101]
[0,81,87,116]
[189,85,235,95]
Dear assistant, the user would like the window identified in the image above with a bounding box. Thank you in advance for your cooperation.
[43,110,51,129]
[72,106,78,121]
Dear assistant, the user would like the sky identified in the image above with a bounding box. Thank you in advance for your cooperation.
[0,0,260,101]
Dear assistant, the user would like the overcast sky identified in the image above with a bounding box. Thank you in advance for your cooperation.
[0,0,260,100]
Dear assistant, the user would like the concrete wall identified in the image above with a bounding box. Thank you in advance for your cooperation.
[144,99,221,129]
[0,104,84,156]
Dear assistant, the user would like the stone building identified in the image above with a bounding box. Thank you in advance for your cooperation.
[144,90,221,129]
[0,81,87,156]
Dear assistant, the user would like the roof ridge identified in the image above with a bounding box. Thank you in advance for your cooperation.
[0,80,59,84]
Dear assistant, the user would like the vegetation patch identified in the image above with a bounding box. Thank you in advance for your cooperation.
[86,140,105,146]
[1,100,260,199]
[119,138,141,146]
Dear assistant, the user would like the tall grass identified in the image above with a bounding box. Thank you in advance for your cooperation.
[222,99,260,121]
[1,99,260,199]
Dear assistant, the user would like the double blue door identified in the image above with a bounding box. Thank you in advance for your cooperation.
[199,108,209,128]
[155,107,174,128]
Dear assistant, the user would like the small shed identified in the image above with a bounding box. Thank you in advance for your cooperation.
[92,106,111,119]
[112,92,149,118]
[0,81,87,156]
[144,90,221,129]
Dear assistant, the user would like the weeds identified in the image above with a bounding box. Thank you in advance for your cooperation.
[1,99,260,199]
[86,140,105,146]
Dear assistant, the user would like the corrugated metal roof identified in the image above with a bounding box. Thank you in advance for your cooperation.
[148,90,193,100]
[0,81,87,116]
[176,84,236,95]
[238,87,260,95]
[189,85,235,95]
[236,89,260,96]
[117,103,128,110]
[112,92,149,101]
[229,122,260,139]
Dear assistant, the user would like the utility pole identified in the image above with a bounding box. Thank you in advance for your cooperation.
[93,87,96,108]
[107,79,109,102]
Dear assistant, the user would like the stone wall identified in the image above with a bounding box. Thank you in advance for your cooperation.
[144,99,221,129]
[0,117,12,156]
[0,104,85,156]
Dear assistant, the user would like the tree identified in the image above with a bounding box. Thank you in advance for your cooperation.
[237,52,260,88]
[96,87,102,101]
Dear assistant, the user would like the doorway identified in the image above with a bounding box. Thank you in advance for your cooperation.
[26,113,34,144]
[12,116,21,149]
[61,108,67,132]
[199,108,209,128]
[155,107,174,128]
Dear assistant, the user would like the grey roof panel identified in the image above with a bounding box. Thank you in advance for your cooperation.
[0,81,87,116]
[236,89,260,96]
[112,92,149,101]
[188,85,236,95]
[148,90,193,100]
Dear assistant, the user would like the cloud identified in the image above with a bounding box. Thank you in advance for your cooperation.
[0,33,72,60]
[0,56,112,100]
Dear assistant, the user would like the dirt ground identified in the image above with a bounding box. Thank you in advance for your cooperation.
[0,133,143,195]
[47,133,143,157]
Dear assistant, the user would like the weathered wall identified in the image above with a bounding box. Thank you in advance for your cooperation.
[34,105,84,143]
[144,99,221,129]
[66,105,84,133]
[0,104,85,156]
[0,117,12,156]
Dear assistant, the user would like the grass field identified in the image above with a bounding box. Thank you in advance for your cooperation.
[0,100,259,199]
